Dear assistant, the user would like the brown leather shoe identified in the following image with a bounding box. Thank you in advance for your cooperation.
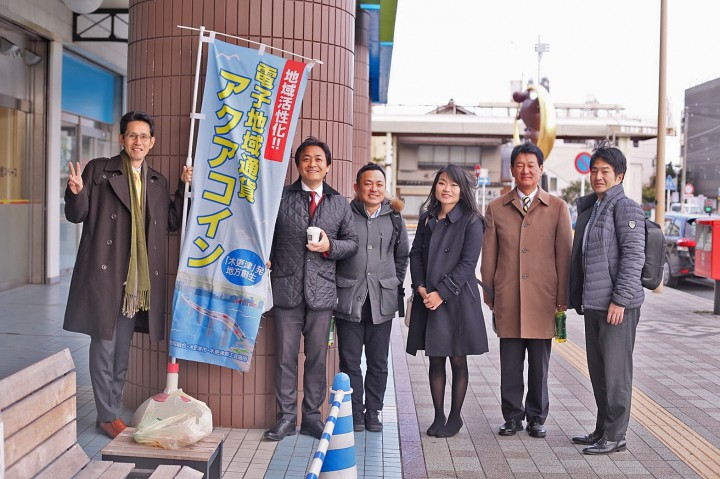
[97,419,127,439]
[112,418,127,433]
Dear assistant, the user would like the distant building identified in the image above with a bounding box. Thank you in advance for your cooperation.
[685,78,720,209]
[372,99,667,217]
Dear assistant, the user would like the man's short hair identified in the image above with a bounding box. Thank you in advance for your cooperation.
[510,142,544,167]
[120,111,155,137]
[294,137,332,167]
[590,142,627,177]
[355,162,386,184]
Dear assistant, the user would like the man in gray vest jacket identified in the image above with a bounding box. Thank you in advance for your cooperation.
[263,137,358,442]
[568,144,645,455]
[335,163,409,433]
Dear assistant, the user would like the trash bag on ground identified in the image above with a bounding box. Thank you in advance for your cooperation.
[133,390,212,449]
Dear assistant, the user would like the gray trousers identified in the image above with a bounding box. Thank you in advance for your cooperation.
[273,302,333,423]
[584,307,640,441]
[89,312,136,423]
[499,338,551,423]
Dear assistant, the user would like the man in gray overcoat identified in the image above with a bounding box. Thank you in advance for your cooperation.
[569,144,645,455]
[481,142,572,439]
[335,163,409,433]
[63,111,192,439]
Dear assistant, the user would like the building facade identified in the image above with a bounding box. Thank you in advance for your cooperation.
[372,99,664,218]
[0,1,127,291]
[685,78,720,210]
[1,0,397,428]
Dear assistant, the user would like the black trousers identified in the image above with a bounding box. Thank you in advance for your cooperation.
[585,307,640,441]
[499,338,552,423]
[336,298,393,414]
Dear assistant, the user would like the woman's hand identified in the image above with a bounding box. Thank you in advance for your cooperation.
[423,291,443,311]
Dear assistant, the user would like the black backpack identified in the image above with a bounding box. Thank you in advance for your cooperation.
[641,219,665,290]
[613,207,665,290]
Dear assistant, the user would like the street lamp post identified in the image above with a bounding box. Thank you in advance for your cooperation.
[534,36,549,84]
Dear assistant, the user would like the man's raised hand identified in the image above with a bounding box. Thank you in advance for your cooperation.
[68,161,83,194]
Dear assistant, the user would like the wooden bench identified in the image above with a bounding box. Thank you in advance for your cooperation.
[0,348,135,479]
[147,465,205,478]
[102,428,223,479]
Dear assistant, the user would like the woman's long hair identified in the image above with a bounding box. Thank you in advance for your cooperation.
[419,164,482,220]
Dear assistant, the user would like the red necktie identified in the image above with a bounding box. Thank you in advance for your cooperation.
[309,191,318,219]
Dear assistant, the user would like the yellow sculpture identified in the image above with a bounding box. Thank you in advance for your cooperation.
[512,84,557,159]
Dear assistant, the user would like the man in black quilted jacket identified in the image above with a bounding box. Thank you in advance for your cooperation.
[568,144,645,455]
[263,137,358,441]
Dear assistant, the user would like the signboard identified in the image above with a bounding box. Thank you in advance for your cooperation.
[665,175,676,191]
[477,167,490,186]
[574,152,591,174]
[169,39,310,371]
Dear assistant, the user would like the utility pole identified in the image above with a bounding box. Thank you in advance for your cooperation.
[655,0,667,227]
[681,105,689,208]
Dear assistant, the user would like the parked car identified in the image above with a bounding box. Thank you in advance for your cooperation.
[662,213,716,287]
[670,202,703,214]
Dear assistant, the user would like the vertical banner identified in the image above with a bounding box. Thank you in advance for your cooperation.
[170,39,310,371]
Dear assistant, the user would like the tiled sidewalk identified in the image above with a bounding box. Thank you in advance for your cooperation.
[0,281,402,478]
[4,279,720,477]
[393,285,720,478]
[264,348,402,479]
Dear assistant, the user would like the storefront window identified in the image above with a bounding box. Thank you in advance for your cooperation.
[0,106,30,289]
[59,115,112,273]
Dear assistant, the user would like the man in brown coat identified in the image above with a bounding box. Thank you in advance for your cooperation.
[64,111,192,439]
[481,142,572,438]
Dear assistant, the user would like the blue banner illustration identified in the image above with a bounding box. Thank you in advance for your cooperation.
[170,39,310,371]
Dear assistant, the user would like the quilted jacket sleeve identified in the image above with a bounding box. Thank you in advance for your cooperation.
[612,198,645,307]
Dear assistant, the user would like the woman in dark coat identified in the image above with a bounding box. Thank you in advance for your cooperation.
[406,164,488,438]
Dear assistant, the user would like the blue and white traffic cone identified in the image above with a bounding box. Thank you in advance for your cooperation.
[306,372,357,479]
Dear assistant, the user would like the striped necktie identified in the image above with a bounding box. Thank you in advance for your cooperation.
[522,196,531,212]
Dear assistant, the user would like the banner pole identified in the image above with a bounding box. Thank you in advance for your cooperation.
[180,25,208,251]
[172,25,208,366]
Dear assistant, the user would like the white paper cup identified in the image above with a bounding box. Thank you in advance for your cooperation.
[307,226,321,243]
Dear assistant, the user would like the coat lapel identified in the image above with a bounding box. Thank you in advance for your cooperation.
[106,155,131,212]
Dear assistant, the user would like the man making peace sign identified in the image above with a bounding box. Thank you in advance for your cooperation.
[63,111,192,439]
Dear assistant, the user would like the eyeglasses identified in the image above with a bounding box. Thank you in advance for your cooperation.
[124,133,152,143]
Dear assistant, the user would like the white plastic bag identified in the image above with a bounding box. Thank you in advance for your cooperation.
[133,390,212,450]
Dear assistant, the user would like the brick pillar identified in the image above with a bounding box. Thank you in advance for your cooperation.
[353,7,371,173]
[124,0,356,428]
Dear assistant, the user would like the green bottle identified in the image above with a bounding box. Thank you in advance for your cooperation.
[554,311,567,343]
[328,317,336,346]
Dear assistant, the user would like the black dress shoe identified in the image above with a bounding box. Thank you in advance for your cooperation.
[526,418,546,438]
[263,419,296,441]
[435,416,463,438]
[582,438,627,455]
[498,417,524,436]
[300,419,325,439]
[353,411,365,432]
[365,409,383,433]
[427,415,446,437]
[571,430,604,445]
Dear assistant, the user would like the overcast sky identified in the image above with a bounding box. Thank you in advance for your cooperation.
[387,0,720,133]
